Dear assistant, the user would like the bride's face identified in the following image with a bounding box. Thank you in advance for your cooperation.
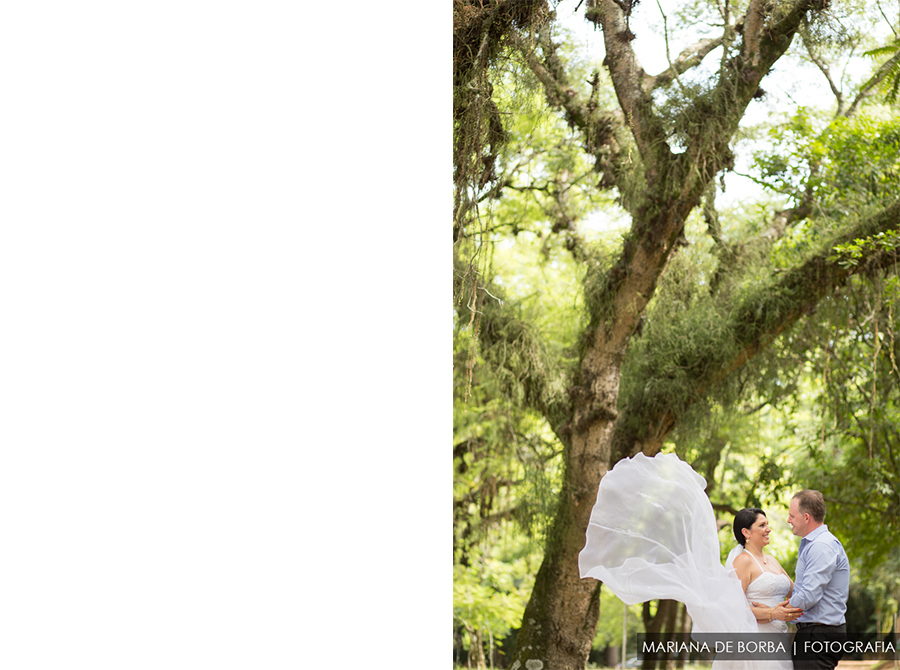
[744,514,771,548]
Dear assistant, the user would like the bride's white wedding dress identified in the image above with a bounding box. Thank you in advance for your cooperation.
[742,552,793,670]
[742,552,791,635]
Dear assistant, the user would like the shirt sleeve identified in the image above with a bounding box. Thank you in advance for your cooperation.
[789,541,837,611]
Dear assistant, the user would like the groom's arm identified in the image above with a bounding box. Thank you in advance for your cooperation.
[789,542,837,611]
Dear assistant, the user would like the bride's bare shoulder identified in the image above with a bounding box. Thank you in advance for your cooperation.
[732,552,755,573]
[732,552,751,566]
[731,552,758,588]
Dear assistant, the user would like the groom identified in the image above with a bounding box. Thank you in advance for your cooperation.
[783,490,850,670]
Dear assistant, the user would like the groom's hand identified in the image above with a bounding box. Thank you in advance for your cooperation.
[780,600,804,621]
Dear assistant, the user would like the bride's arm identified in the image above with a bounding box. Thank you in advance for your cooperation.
[734,556,771,623]
[748,602,777,623]
[732,553,755,593]
[750,600,803,623]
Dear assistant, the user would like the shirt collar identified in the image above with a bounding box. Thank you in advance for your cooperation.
[801,524,828,544]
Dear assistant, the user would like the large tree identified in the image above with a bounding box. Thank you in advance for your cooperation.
[453,1,900,667]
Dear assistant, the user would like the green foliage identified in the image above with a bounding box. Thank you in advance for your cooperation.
[831,229,900,268]
[453,546,537,652]
[655,79,718,152]
[617,211,721,412]
[667,270,900,581]
[816,114,900,213]
[452,34,633,660]
[454,335,564,553]
[453,0,553,220]
[454,27,625,433]
[457,235,589,424]
[752,107,823,201]
[663,398,802,568]
[616,171,900,581]
[752,109,900,219]
[863,39,900,104]
[615,203,808,445]
[858,550,900,634]
[660,287,900,631]
[592,589,644,657]
[488,34,621,244]
[781,275,900,577]
[454,297,565,658]
[800,0,885,53]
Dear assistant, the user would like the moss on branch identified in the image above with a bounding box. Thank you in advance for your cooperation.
[613,200,900,457]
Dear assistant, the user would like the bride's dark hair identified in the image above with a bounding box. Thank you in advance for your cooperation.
[733,507,766,546]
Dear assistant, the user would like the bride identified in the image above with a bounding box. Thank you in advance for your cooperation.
[728,508,800,632]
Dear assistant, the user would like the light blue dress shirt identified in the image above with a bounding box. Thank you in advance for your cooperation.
[789,524,849,625]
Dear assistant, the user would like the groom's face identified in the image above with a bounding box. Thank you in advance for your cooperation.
[787,498,809,537]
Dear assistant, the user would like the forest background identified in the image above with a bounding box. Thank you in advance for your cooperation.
[453,0,900,668]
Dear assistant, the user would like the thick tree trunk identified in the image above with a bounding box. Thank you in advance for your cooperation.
[509,514,603,670]
[509,213,676,666]
[510,391,617,667]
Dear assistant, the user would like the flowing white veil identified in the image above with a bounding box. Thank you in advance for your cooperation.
[724,544,746,572]
[579,452,757,635]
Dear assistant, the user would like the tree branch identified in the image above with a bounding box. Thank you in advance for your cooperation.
[823,496,890,515]
[644,35,726,92]
[688,0,822,176]
[760,168,818,241]
[510,28,630,200]
[712,501,741,516]
[742,0,766,67]
[612,199,900,459]
[801,30,845,114]
[563,2,829,451]
[875,0,898,39]
[592,0,672,168]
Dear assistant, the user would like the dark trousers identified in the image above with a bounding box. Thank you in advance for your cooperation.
[792,623,846,670]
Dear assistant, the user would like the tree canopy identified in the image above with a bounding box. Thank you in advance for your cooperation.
[453,0,900,667]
